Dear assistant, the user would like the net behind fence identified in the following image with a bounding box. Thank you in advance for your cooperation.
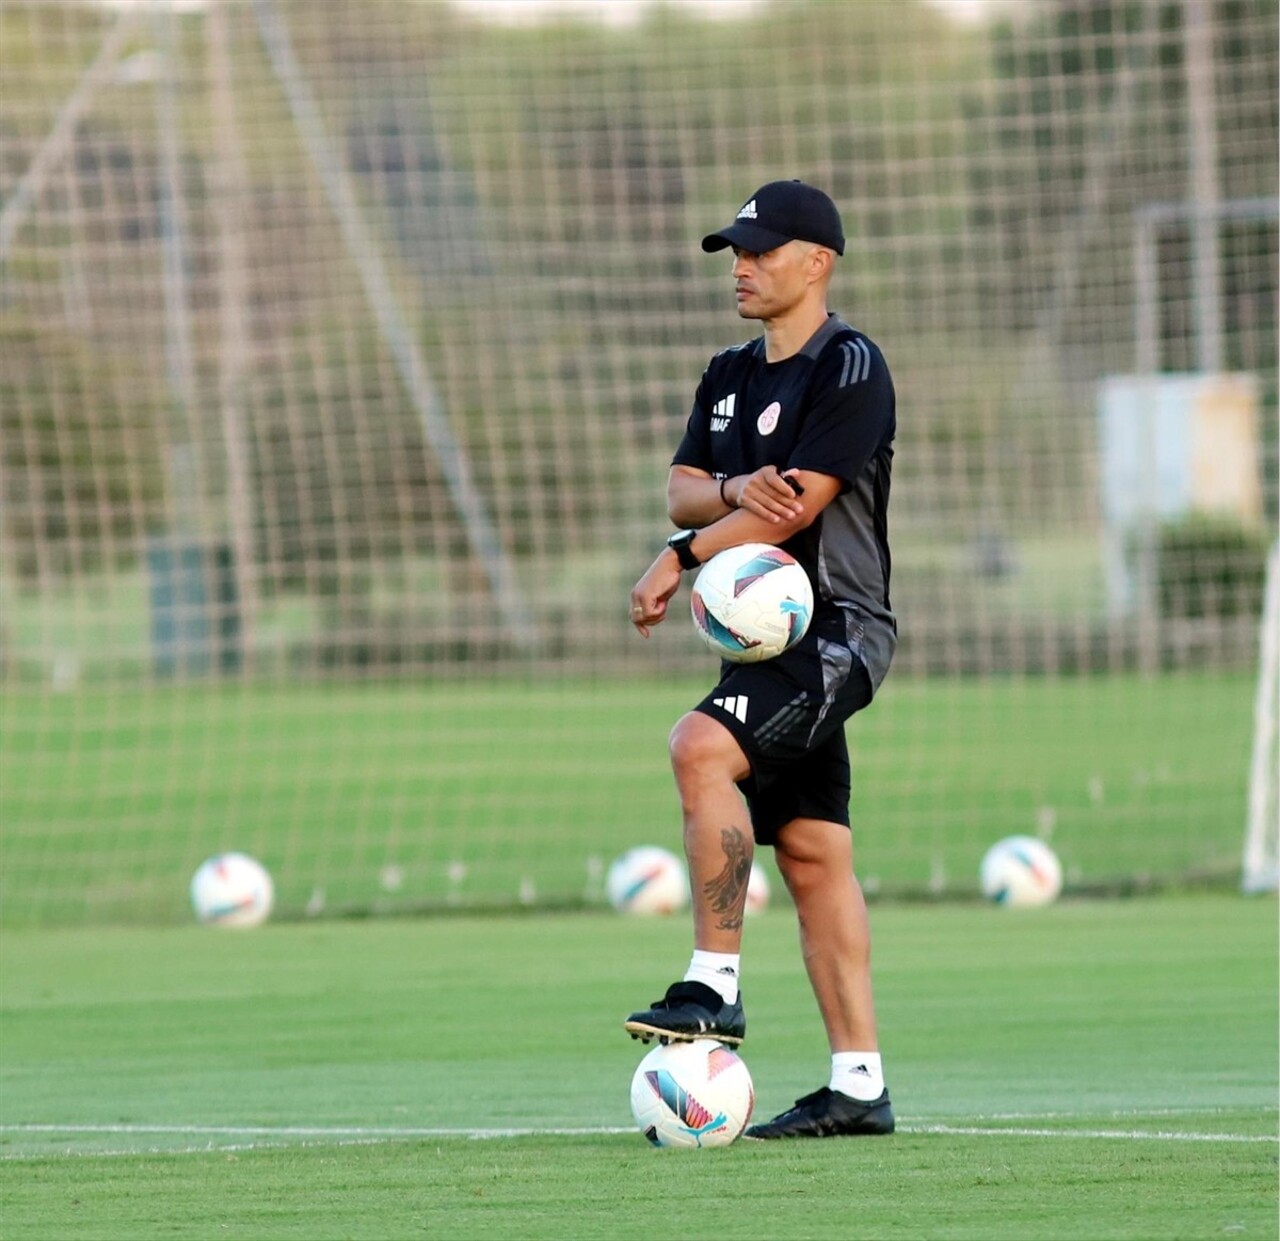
[1,0,1276,923]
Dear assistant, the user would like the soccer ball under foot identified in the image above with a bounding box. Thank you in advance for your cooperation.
[630,1038,754,1148]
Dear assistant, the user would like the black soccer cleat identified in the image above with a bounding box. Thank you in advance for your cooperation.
[623,980,746,1047]
[743,1087,895,1139]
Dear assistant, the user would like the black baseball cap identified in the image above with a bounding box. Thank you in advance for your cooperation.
[701,180,845,256]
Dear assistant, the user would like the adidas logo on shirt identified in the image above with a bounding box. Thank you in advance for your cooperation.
[710,394,736,433]
[713,695,749,723]
[737,199,758,220]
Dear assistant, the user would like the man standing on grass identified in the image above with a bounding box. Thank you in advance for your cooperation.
[625,180,897,1139]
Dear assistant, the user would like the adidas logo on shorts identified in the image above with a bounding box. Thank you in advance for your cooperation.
[713,695,749,723]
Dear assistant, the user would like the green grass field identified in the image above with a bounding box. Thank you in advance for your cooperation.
[1,895,1275,1239]
[0,673,1257,924]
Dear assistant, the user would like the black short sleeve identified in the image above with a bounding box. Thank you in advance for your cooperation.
[784,339,894,491]
[671,370,714,470]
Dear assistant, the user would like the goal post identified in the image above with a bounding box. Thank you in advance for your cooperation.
[1242,540,1279,894]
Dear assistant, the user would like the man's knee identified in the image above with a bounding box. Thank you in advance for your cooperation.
[776,819,853,884]
[668,711,750,787]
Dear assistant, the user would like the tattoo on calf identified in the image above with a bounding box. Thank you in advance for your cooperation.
[705,826,752,932]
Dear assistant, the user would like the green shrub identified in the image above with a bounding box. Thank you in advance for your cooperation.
[1156,515,1271,620]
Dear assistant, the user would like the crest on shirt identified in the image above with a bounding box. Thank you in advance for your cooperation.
[756,401,781,435]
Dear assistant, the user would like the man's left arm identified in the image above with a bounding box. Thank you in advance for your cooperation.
[630,470,842,636]
[668,464,809,529]
[787,340,895,488]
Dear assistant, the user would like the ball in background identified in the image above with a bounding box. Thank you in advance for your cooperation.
[630,1038,755,1148]
[980,835,1063,908]
[190,852,275,928]
[691,543,813,664]
[606,846,689,915]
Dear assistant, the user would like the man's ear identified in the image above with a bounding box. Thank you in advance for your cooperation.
[809,245,835,283]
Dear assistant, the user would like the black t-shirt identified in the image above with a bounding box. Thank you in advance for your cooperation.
[672,314,897,689]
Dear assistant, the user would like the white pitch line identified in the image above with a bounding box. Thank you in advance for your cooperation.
[977,1107,1274,1120]
[0,1122,1273,1153]
[0,1123,633,1141]
[911,1124,1276,1144]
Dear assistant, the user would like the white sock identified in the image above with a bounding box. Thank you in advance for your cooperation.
[683,950,740,1003]
[830,1051,885,1102]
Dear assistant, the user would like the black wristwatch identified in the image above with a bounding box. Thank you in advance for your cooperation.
[666,529,701,571]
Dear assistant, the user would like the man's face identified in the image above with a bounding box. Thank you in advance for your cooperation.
[731,240,818,321]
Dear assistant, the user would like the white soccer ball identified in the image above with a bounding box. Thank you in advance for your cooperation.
[744,861,771,916]
[980,835,1063,908]
[606,846,689,915]
[630,1038,755,1148]
[691,543,813,664]
[190,852,275,928]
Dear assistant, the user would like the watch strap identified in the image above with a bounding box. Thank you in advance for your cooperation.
[668,530,701,571]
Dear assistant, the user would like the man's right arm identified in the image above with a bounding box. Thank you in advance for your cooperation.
[667,465,730,528]
[668,465,806,529]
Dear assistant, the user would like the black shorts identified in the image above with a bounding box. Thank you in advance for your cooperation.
[691,610,875,845]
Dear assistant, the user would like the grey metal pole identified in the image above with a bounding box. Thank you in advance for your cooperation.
[1183,0,1223,373]
[208,0,259,664]
[1130,213,1161,670]
[251,0,537,653]
[153,0,203,537]
[0,8,140,264]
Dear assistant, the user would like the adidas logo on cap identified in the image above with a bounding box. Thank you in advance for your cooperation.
[702,181,845,256]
